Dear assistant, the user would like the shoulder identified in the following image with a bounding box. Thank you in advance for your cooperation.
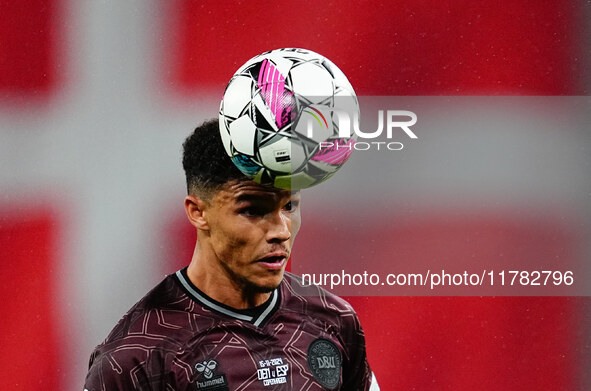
[99,273,186,345]
[85,273,194,390]
[280,272,363,332]
[282,271,357,311]
[279,273,373,389]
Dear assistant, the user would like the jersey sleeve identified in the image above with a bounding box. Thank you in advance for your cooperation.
[83,345,158,391]
[339,304,375,391]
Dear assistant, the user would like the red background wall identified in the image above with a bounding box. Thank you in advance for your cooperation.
[166,1,587,389]
[1,0,588,389]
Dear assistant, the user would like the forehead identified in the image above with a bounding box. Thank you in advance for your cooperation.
[213,180,298,205]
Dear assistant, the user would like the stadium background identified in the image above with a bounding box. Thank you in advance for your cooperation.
[1,1,590,389]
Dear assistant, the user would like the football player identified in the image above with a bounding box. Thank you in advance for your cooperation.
[84,120,379,390]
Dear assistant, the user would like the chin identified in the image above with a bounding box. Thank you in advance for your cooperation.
[247,273,284,293]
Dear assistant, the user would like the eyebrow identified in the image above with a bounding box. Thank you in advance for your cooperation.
[234,189,297,205]
[235,193,278,203]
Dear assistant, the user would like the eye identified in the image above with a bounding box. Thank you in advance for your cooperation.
[284,200,299,212]
[238,205,267,217]
[239,208,259,217]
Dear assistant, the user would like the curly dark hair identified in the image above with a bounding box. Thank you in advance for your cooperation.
[182,119,247,197]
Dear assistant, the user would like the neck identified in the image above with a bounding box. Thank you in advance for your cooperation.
[186,243,272,309]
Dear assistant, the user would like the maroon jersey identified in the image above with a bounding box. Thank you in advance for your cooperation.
[84,269,376,390]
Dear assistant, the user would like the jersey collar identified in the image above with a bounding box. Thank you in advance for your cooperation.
[175,268,280,327]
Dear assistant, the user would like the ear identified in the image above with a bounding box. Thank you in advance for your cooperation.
[184,195,210,230]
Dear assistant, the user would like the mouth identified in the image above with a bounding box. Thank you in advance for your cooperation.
[255,252,288,271]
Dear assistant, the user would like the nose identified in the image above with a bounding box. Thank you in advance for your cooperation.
[266,210,291,243]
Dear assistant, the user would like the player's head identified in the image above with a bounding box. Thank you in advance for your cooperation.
[182,119,248,199]
[182,120,301,295]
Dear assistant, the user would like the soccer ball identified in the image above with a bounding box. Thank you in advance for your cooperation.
[218,48,359,189]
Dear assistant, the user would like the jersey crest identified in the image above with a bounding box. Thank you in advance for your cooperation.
[307,338,342,389]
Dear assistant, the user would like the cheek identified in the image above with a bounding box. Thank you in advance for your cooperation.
[290,213,302,242]
[213,229,245,253]
[211,224,255,259]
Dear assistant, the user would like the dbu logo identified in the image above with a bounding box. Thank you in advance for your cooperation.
[316,356,337,369]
